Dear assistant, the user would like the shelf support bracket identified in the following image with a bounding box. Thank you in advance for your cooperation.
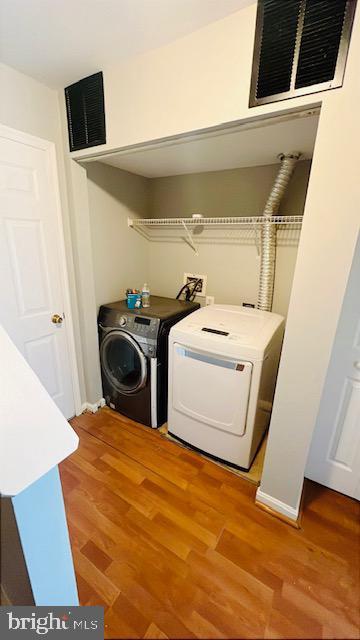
[182,221,198,255]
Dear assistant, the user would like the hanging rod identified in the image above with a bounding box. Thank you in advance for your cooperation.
[128,215,303,227]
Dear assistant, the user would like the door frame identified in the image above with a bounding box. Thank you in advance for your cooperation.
[0,123,81,417]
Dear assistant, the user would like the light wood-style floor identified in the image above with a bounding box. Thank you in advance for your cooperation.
[60,408,360,639]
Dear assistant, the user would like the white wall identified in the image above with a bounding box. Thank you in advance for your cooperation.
[70,3,322,159]
[61,1,360,517]
[148,161,311,316]
[0,63,85,411]
[86,162,150,308]
[0,63,62,143]
[257,10,360,516]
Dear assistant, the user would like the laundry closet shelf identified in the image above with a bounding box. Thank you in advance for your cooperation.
[128,216,303,254]
[128,215,303,228]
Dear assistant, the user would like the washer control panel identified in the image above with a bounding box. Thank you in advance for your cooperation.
[116,313,160,357]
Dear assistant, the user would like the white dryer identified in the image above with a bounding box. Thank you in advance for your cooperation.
[168,305,284,469]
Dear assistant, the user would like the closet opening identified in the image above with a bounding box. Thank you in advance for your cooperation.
[79,106,320,484]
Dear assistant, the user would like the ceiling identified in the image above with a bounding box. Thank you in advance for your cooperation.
[0,0,253,88]
[92,112,319,178]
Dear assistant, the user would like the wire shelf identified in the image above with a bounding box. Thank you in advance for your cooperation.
[128,215,303,255]
[129,215,303,227]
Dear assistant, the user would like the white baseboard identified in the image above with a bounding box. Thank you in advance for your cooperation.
[80,398,105,414]
[255,488,299,521]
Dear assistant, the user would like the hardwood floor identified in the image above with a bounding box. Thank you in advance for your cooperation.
[60,408,360,639]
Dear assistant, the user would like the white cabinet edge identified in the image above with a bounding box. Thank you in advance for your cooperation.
[0,325,79,496]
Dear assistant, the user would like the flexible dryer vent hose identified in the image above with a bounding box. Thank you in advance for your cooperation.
[257,153,301,312]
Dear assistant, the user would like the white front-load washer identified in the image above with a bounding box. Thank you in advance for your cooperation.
[168,305,284,469]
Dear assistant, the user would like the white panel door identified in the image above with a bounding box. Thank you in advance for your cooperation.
[0,127,75,418]
[306,234,360,499]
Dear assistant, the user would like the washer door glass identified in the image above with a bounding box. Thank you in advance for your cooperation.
[101,331,147,394]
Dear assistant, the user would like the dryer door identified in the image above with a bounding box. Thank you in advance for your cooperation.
[173,344,252,436]
[100,330,147,395]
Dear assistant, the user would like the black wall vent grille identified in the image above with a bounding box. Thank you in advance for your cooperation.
[250,0,356,107]
[256,0,301,99]
[295,0,348,88]
[65,72,106,152]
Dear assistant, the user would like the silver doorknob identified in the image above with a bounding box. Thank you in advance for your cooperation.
[51,314,63,324]
[354,361,360,371]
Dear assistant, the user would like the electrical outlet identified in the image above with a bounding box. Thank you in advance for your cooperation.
[206,296,215,306]
[183,273,207,297]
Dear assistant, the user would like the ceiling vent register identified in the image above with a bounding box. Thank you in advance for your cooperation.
[65,71,106,152]
[250,0,357,106]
